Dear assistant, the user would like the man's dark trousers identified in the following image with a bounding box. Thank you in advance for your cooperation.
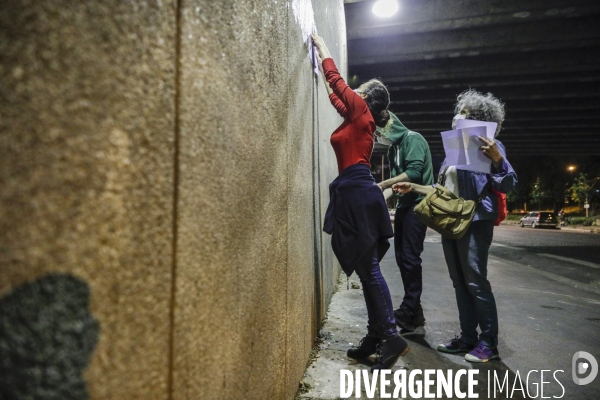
[394,205,427,313]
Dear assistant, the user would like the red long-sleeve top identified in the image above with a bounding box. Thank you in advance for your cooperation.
[322,58,375,173]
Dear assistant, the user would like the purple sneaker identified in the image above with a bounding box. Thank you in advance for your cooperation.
[465,341,499,363]
[437,336,475,354]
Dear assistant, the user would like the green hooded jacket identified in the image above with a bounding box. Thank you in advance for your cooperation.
[376,111,434,209]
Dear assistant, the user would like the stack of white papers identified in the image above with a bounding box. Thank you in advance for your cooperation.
[440,119,497,173]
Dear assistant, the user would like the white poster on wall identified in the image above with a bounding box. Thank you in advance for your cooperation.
[292,0,319,75]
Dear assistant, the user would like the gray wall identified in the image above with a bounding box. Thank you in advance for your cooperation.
[0,1,345,399]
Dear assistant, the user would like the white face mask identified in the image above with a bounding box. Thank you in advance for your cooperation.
[375,134,393,146]
[452,114,466,130]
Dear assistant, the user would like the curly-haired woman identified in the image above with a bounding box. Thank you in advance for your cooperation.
[393,89,518,363]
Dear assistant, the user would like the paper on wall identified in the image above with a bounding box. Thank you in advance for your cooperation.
[310,40,320,76]
[291,0,320,75]
[441,126,491,173]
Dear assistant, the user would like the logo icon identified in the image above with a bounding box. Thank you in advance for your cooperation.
[572,351,598,385]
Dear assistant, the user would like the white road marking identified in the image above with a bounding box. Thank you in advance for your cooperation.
[557,300,576,306]
[491,242,523,251]
[538,253,600,270]
[515,288,600,305]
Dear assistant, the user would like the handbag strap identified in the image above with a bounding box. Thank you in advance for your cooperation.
[437,165,449,187]
[438,165,491,204]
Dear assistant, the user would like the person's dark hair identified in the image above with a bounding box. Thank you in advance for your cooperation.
[358,79,390,127]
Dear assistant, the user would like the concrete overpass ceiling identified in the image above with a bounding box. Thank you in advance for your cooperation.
[345,0,600,156]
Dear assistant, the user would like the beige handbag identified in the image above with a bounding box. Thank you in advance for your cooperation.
[413,167,487,240]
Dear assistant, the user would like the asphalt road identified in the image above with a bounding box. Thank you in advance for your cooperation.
[491,224,600,286]
[417,225,600,400]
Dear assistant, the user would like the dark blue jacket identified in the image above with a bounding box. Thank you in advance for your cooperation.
[440,140,518,221]
[323,164,394,276]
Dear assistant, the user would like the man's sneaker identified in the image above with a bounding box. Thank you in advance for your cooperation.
[370,335,410,372]
[394,304,425,333]
[464,341,499,363]
[437,336,475,354]
[347,335,380,360]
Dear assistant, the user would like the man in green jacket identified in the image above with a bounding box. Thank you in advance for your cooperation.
[377,111,434,332]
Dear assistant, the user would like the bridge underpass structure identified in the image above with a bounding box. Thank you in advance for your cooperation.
[345,0,600,159]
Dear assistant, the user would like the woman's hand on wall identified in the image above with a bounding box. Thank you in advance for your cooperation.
[311,34,331,61]
[311,34,325,50]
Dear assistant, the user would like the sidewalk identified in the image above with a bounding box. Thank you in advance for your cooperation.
[296,230,599,400]
[297,232,514,400]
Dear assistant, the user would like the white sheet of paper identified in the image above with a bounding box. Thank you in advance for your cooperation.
[383,188,393,201]
[455,119,497,139]
[291,0,320,75]
[441,126,491,172]
[310,39,320,76]
[441,129,465,165]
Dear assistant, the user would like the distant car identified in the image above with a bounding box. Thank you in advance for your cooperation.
[519,211,558,229]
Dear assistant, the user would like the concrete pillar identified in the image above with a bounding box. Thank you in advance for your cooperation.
[0,1,346,399]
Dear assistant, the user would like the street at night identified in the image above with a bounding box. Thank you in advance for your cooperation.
[3,1,600,398]
[489,225,600,286]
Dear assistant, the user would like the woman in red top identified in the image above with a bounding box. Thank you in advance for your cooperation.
[312,34,409,371]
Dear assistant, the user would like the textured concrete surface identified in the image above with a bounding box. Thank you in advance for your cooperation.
[0,274,99,400]
[286,11,322,400]
[0,1,176,399]
[172,1,345,399]
[285,0,345,396]
[314,0,346,318]
[173,1,290,399]
[1,0,345,399]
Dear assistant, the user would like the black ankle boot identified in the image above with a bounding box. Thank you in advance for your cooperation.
[394,304,415,332]
[394,304,426,333]
[412,304,426,327]
[347,335,380,360]
[371,335,410,372]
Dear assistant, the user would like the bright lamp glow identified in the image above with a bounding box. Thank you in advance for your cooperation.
[372,0,399,18]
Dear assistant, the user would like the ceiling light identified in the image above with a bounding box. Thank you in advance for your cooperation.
[372,0,399,18]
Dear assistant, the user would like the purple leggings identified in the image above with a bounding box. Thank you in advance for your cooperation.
[354,253,398,340]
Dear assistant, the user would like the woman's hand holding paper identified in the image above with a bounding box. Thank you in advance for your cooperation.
[478,136,504,168]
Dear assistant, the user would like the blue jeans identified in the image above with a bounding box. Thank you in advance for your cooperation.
[394,206,427,313]
[355,253,398,340]
[441,220,498,347]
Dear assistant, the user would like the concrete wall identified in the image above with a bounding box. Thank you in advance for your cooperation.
[0,1,345,399]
